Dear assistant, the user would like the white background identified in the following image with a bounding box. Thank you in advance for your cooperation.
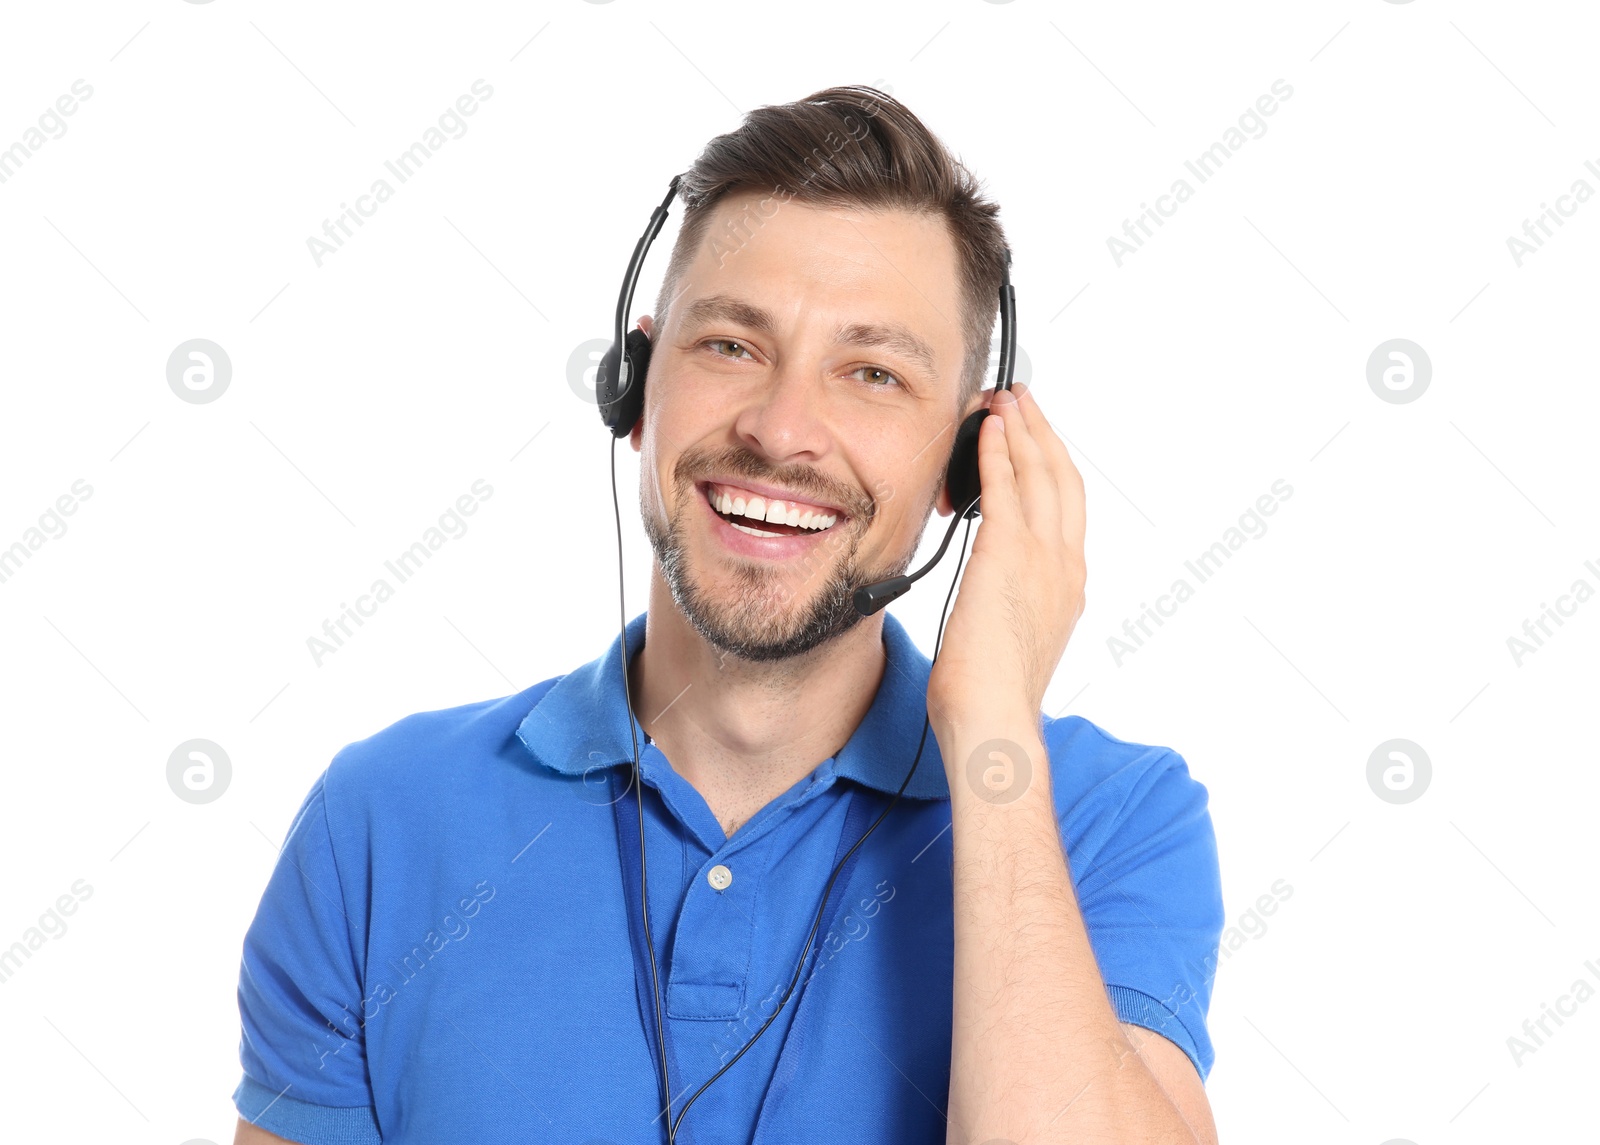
[1,1,1596,1142]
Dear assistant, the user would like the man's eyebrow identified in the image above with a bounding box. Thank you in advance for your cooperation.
[831,321,937,378]
[678,295,778,337]
[678,294,938,378]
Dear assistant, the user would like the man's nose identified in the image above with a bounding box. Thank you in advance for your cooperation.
[729,363,832,463]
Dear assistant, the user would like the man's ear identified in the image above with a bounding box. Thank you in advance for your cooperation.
[628,315,653,453]
[934,457,955,518]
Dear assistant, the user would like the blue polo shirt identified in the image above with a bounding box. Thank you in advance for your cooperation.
[233,610,1224,1143]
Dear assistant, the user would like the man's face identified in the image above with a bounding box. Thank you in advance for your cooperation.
[632,190,975,663]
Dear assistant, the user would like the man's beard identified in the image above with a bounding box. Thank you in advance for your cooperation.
[641,451,933,663]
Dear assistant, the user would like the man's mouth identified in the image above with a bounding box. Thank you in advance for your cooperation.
[699,481,845,539]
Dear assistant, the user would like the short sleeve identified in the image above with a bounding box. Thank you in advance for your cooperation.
[1065,746,1225,1083]
[233,771,383,1143]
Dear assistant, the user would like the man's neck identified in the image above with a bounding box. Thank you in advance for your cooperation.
[628,574,886,839]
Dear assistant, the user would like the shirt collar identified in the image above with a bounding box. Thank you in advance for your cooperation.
[514,610,950,801]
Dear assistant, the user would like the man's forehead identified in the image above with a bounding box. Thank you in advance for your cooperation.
[672,196,964,359]
[694,190,955,269]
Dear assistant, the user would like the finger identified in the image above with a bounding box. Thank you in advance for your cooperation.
[1010,383,1085,549]
[989,388,1060,540]
[974,397,1020,529]
[1010,384,1075,481]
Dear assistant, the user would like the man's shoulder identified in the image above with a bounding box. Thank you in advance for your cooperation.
[318,674,569,815]
[1039,712,1211,835]
[1041,712,1191,772]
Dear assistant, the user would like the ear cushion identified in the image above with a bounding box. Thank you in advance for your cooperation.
[597,328,652,437]
[944,407,989,517]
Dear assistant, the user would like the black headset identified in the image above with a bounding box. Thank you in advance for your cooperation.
[594,173,1016,1141]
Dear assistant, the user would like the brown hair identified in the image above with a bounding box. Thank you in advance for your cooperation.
[652,84,1008,412]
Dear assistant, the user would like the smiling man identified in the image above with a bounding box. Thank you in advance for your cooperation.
[232,86,1225,1145]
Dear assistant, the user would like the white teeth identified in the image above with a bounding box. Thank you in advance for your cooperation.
[731,521,780,537]
[708,483,840,532]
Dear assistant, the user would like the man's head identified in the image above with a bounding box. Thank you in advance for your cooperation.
[653,86,1008,415]
[632,85,1009,664]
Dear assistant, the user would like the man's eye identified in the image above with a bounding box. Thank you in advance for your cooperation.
[853,365,901,388]
[706,339,753,360]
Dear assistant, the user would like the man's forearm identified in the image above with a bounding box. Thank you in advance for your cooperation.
[939,718,1199,1144]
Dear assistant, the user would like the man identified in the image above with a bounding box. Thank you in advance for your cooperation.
[233,86,1224,1144]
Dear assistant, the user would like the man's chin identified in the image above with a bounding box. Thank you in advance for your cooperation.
[645,503,892,663]
[674,575,867,664]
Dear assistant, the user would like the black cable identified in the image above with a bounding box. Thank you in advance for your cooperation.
[608,428,981,1141]
[610,437,672,1129]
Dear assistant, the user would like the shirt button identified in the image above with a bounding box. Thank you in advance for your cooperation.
[707,864,733,891]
